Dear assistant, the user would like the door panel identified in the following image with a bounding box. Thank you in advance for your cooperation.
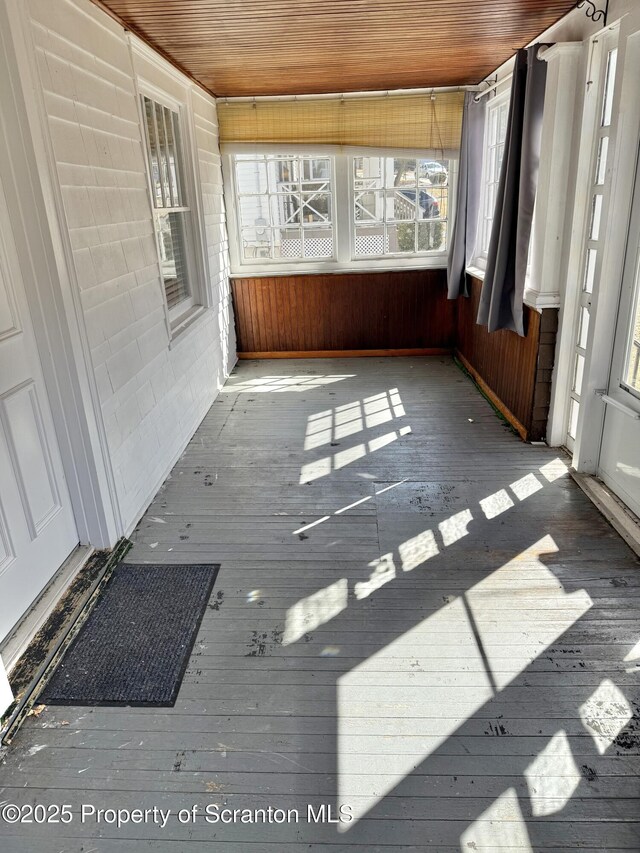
[598,145,640,517]
[0,178,78,643]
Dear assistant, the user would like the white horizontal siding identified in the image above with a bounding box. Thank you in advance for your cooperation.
[26,0,235,533]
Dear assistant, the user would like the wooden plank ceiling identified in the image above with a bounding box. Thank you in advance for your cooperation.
[97,0,578,97]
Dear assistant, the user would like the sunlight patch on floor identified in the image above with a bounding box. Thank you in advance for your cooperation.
[300,389,410,479]
[524,730,581,816]
[224,374,355,393]
[579,678,633,754]
[337,535,593,827]
[459,789,533,852]
[282,579,348,646]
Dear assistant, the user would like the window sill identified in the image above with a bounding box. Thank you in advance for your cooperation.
[230,256,449,278]
[465,264,486,282]
[168,304,208,348]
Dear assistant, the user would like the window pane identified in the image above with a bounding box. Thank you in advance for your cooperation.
[589,194,603,240]
[270,194,301,226]
[269,158,300,191]
[235,159,268,195]
[386,222,415,253]
[578,307,590,350]
[155,212,191,309]
[153,103,171,208]
[301,192,331,223]
[420,187,445,219]
[354,190,383,222]
[623,269,640,393]
[387,190,417,221]
[142,97,186,212]
[354,225,385,256]
[274,228,302,259]
[418,221,447,252]
[242,227,272,260]
[354,157,383,189]
[568,398,580,440]
[573,353,585,395]
[595,136,609,186]
[239,195,270,228]
[302,158,330,182]
[418,159,449,186]
[601,48,618,128]
[143,98,163,208]
[303,228,333,259]
[583,249,597,293]
[389,158,416,188]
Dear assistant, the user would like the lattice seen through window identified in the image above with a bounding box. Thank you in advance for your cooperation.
[353,157,449,256]
[141,96,193,314]
[234,155,334,261]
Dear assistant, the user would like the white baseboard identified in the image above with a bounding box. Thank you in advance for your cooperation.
[572,473,640,559]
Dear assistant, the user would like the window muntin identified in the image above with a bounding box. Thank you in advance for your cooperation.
[479,96,509,257]
[235,155,334,262]
[353,156,448,257]
[141,95,194,316]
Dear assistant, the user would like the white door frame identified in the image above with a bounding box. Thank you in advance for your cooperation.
[576,23,640,473]
[0,0,122,548]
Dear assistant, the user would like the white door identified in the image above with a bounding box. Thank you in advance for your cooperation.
[597,145,640,517]
[566,35,618,450]
[0,178,78,643]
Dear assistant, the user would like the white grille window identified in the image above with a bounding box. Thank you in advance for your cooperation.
[478,95,509,259]
[226,148,455,273]
[234,155,334,262]
[353,156,449,256]
[141,95,196,320]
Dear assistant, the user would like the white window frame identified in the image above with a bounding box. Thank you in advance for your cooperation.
[469,90,510,275]
[349,154,451,260]
[137,80,206,336]
[231,152,337,265]
[222,143,456,276]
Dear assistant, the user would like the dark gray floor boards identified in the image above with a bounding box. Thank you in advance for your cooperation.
[0,357,639,851]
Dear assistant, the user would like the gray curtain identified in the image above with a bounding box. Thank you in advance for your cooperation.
[477,45,548,335]
[447,92,486,298]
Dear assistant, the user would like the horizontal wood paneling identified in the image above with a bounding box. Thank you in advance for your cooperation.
[232,270,455,354]
[456,275,541,440]
[97,0,577,97]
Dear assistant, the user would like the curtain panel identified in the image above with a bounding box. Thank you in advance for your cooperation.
[477,45,548,335]
[447,92,486,298]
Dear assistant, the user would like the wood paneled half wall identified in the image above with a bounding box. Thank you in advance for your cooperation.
[456,275,558,442]
[231,270,455,358]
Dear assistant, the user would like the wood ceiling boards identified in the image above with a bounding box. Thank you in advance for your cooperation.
[96,1,578,97]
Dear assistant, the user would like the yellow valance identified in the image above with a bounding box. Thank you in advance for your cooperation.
[218,91,464,152]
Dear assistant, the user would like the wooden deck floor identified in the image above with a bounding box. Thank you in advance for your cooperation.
[1,357,639,851]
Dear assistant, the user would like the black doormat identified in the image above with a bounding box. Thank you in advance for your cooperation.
[40,563,219,707]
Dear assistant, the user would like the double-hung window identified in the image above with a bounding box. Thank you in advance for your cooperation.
[476,93,509,264]
[141,94,197,325]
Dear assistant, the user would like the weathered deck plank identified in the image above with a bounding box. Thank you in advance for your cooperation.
[1,357,639,851]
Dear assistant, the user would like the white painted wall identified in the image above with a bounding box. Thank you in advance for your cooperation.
[23,0,235,534]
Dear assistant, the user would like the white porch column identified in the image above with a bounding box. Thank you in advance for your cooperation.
[0,654,14,718]
[526,42,584,312]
